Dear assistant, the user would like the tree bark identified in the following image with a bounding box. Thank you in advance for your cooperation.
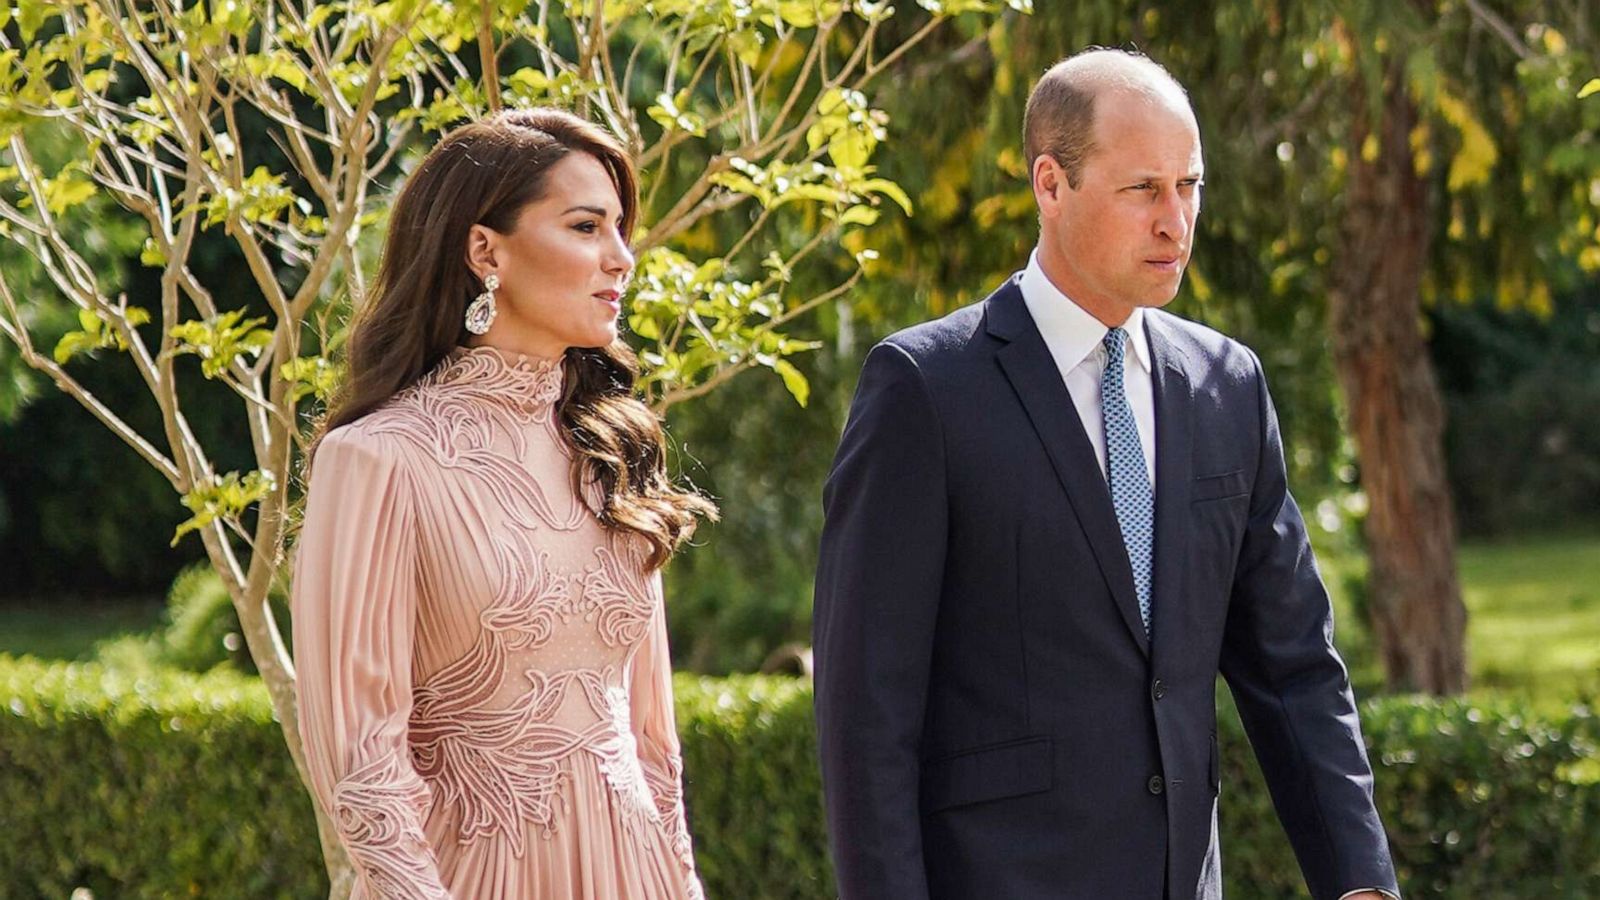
[1328,62,1469,694]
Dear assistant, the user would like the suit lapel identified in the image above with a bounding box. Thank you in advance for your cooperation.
[987,282,1150,657]
[1145,313,1193,657]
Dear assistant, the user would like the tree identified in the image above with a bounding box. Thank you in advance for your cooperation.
[0,0,1026,891]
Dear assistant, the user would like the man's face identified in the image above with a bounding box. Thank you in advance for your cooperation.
[1037,91,1204,323]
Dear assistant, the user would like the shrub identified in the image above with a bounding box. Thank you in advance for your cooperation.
[2,655,1596,898]
[92,564,291,677]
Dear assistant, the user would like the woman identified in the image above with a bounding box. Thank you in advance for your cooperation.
[292,107,715,899]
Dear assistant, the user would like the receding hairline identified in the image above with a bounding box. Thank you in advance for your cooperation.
[1023,49,1195,186]
[1042,49,1190,109]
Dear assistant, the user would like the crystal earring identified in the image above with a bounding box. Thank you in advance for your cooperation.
[465,273,499,335]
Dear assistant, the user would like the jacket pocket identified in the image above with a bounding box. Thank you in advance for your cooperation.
[1192,469,1249,503]
[921,735,1054,813]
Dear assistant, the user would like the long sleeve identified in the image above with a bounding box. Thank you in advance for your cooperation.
[1219,350,1399,900]
[629,577,705,900]
[292,427,451,900]
[813,341,948,900]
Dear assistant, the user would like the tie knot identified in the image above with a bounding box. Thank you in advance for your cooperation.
[1103,327,1127,362]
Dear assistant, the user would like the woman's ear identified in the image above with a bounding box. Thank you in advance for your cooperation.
[465,224,499,281]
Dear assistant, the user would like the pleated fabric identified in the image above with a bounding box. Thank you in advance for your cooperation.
[293,346,704,900]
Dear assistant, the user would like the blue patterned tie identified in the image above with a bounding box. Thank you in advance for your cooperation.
[1101,327,1154,634]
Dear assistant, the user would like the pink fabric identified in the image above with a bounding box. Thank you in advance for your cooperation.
[293,346,704,900]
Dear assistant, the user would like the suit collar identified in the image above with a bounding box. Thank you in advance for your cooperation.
[989,291,1201,659]
[990,283,1151,657]
[1018,250,1152,376]
[1144,312,1194,659]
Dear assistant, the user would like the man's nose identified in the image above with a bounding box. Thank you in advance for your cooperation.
[1153,191,1190,244]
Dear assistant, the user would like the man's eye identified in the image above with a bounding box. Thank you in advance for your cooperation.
[1130,183,1153,191]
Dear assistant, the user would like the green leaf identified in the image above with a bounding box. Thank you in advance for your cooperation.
[836,205,880,227]
[140,237,167,267]
[42,167,98,216]
[172,470,276,546]
[168,310,273,378]
[16,0,59,43]
[53,330,100,365]
[52,306,151,363]
[506,67,550,100]
[773,358,810,407]
[859,177,914,214]
[279,356,341,404]
[647,90,707,137]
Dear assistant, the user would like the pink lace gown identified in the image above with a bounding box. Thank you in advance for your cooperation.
[292,346,705,900]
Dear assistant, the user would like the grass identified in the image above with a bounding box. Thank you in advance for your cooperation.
[1,531,1597,701]
[1314,528,1600,702]
[1459,530,1600,697]
[0,595,164,662]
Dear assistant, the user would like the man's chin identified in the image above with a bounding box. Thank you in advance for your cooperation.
[1136,283,1184,308]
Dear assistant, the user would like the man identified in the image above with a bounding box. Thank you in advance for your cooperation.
[812,48,1399,900]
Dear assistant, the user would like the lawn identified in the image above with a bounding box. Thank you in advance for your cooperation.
[1,531,1596,700]
[0,595,164,662]
[1459,530,1600,696]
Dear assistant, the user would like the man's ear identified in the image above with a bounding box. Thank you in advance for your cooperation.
[1033,155,1066,218]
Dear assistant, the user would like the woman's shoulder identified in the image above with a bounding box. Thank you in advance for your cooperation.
[312,411,418,475]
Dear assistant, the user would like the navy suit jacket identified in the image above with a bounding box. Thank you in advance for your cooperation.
[813,277,1398,899]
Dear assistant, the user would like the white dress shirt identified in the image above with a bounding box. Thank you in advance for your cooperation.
[1017,250,1398,900]
[1018,249,1155,488]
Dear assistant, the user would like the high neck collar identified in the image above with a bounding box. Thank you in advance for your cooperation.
[424,344,566,415]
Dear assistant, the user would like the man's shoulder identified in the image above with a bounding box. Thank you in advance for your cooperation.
[875,278,1013,367]
[1146,307,1260,385]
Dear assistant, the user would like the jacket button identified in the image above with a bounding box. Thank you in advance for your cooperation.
[1152,678,1167,700]
[1147,775,1165,795]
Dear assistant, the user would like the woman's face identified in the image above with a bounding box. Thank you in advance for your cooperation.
[465,152,634,358]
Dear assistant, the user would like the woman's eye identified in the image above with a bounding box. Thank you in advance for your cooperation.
[573,221,599,233]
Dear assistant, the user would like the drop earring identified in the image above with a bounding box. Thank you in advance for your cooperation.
[465,273,499,335]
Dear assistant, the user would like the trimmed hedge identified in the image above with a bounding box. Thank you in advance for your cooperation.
[2,655,1597,899]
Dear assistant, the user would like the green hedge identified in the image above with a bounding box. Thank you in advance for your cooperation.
[2,655,1597,899]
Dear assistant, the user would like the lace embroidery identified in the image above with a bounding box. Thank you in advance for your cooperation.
[578,543,657,648]
[408,530,674,852]
[585,680,659,828]
[371,347,587,532]
[643,751,704,900]
[361,346,700,889]
[332,753,450,900]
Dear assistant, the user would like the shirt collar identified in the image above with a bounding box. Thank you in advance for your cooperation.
[1018,248,1152,374]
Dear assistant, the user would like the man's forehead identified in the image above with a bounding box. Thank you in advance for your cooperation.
[1089,99,1202,164]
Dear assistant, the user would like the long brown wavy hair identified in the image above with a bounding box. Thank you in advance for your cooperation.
[313,107,714,568]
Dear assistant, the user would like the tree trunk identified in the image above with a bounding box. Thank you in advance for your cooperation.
[1328,63,1468,694]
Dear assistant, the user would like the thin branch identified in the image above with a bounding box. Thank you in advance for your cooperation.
[0,274,180,485]
[480,0,503,112]
[1462,0,1533,59]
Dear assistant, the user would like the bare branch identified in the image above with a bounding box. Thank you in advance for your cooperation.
[1463,0,1533,59]
[0,273,180,485]
[480,0,504,112]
